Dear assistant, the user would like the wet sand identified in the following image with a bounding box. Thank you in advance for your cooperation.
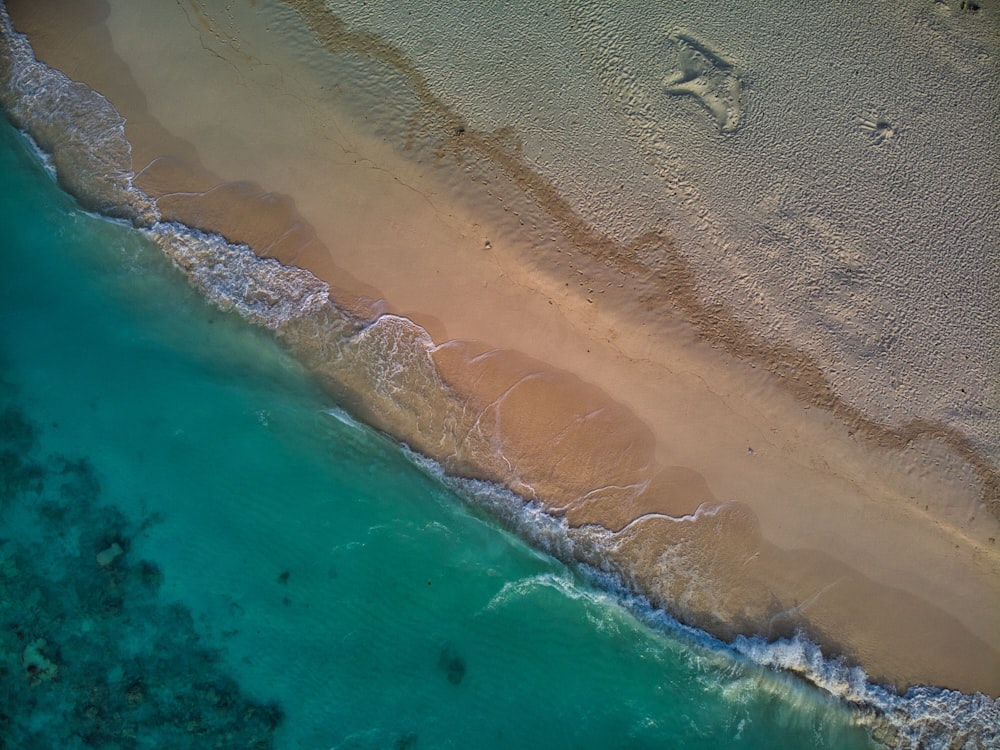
[5,0,999,695]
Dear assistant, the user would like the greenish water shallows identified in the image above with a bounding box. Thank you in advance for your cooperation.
[0,117,877,749]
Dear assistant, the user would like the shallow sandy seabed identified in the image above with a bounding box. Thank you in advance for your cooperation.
[3,0,999,697]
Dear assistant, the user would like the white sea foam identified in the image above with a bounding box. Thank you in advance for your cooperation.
[611,503,726,533]
[148,222,334,329]
[0,4,158,225]
[350,314,438,398]
[484,572,581,612]
[15,127,55,179]
[735,633,1000,749]
[322,406,367,432]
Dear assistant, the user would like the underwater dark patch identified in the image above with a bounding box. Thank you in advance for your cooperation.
[0,401,284,749]
[437,642,466,686]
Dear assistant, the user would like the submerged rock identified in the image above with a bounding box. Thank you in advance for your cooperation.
[22,639,58,684]
[95,542,124,568]
[437,642,466,686]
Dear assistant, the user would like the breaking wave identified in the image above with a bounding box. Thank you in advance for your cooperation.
[0,5,156,224]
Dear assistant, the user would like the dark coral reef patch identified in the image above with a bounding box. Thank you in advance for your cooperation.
[0,394,283,749]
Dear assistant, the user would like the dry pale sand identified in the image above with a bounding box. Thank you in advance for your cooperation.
[6,0,999,695]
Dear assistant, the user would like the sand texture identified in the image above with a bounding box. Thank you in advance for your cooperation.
[3,0,999,697]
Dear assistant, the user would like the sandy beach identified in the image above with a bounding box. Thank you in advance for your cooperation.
[4,0,998,698]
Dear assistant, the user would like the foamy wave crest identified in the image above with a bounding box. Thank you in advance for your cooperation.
[403,448,578,563]
[150,222,333,329]
[734,633,1000,749]
[350,315,440,402]
[0,4,157,224]
[323,406,367,432]
[484,572,579,611]
[148,223,473,470]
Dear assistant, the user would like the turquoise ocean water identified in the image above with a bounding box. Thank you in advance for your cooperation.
[0,109,886,747]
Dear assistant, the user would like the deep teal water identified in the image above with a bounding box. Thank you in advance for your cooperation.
[0,116,879,748]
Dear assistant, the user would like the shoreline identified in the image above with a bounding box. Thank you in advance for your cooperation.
[3,0,998,702]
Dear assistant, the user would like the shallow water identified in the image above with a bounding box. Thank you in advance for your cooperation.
[0,106,885,747]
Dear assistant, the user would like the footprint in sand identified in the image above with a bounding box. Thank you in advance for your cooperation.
[663,32,744,134]
[858,114,897,147]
